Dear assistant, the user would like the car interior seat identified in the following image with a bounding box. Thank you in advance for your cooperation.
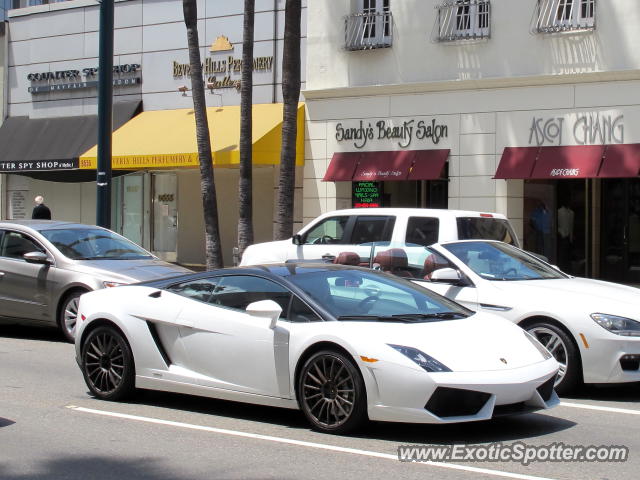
[333,251,361,266]
[373,248,413,278]
[421,254,450,280]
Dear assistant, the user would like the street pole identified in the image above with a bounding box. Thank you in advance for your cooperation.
[96,0,114,228]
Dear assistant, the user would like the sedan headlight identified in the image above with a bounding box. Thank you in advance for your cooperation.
[591,313,640,337]
[388,344,451,372]
[103,281,127,288]
[523,330,553,360]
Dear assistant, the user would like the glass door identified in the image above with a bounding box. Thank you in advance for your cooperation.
[152,173,178,262]
[601,179,640,283]
[122,174,144,246]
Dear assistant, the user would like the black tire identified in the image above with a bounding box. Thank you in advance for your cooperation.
[81,326,135,401]
[526,322,581,395]
[298,350,367,434]
[58,290,86,343]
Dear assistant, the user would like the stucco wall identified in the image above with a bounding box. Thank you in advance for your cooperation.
[307,0,640,92]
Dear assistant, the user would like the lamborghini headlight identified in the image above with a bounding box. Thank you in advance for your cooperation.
[524,330,553,360]
[388,344,451,372]
[591,313,640,337]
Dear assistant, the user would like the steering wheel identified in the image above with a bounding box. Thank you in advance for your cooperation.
[357,295,378,313]
[313,235,334,245]
[503,268,518,277]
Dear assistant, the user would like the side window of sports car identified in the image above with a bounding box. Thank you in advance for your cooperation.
[166,278,219,304]
[210,275,292,319]
[289,295,322,323]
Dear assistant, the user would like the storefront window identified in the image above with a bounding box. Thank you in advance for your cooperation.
[524,179,588,277]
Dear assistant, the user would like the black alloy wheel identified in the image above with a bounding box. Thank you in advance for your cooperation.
[298,350,367,434]
[81,326,135,401]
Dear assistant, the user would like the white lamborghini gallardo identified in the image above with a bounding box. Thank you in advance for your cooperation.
[75,263,558,434]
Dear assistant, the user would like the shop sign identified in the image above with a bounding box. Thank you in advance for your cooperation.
[0,160,78,172]
[172,35,274,92]
[335,118,449,149]
[9,191,27,220]
[27,64,142,94]
[528,113,624,146]
[352,181,382,208]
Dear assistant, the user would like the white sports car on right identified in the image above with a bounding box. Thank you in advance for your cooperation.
[389,240,640,394]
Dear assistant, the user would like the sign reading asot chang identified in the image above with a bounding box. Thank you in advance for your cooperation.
[528,113,624,146]
[334,118,450,150]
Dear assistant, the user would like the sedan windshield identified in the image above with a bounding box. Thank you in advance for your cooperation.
[39,228,152,260]
[286,268,471,321]
[442,241,567,281]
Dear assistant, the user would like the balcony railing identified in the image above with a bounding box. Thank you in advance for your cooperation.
[532,0,596,34]
[436,0,491,42]
[344,11,393,51]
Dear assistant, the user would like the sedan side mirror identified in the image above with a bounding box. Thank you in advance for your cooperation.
[23,251,51,265]
[292,234,302,246]
[430,268,462,284]
[246,299,282,329]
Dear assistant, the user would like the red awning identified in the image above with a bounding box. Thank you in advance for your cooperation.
[494,147,539,179]
[322,152,360,181]
[352,151,414,181]
[531,145,605,179]
[324,150,450,182]
[407,149,449,180]
[599,144,640,178]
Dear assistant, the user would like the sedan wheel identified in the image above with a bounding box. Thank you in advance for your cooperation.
[59,291,85,343]
[527,323,580,395]
[81,326,135,401]
[298,350,367,434]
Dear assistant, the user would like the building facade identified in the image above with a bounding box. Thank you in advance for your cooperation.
[303,0,640,282]
[1,0,307,266]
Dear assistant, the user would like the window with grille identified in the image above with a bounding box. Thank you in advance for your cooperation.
[437,0,491,42]
[534,0,596,33]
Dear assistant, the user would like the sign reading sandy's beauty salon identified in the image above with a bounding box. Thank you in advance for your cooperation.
[328,116,456,152]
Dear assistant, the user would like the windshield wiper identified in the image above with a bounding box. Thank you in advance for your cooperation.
[392,312,468,320]
[336,315,417,323]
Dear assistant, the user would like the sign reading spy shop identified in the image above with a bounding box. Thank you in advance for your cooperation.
[27,64,141,94]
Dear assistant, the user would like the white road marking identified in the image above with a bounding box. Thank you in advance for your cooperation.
[560,401,640,415]
[67,405,558,480]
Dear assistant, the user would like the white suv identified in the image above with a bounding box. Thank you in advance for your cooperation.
[240,208,519,266]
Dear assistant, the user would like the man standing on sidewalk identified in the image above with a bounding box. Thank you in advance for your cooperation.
[31,195,51,220]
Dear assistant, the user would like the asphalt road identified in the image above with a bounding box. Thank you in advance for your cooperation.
[1,324,639,480]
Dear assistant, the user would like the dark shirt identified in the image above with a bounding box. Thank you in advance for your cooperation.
[32,204,52,220]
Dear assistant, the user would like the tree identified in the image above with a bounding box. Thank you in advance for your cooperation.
[183,0,223,269]
[238,0,255,259]
[274,0,301,240]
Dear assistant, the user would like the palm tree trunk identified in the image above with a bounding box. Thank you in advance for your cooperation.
[238,0,255,259]
[274,0,301,240]
[183,0,223,269]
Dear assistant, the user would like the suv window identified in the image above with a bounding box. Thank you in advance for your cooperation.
[405,217,439,246]
[303,216,349,245]
[211,275,292,319]
[456,217,517,246]
[350,216,395,244]
[0,231,44,259]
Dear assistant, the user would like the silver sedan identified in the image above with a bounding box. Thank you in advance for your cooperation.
[0,220,192,341]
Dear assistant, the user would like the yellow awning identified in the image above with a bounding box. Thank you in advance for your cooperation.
[79,103,304,170]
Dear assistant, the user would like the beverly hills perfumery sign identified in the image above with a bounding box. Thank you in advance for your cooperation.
[328,115,457,153]
[172,35,273,92]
